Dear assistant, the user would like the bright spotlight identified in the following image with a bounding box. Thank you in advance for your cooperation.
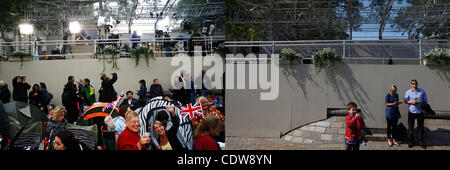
[19,24,34,35]
[69,21,81,33]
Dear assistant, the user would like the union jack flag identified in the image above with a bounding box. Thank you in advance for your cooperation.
[102,92,124,112]
[180,101,203,120]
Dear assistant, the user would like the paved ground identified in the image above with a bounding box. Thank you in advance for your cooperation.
[226,137,450,150]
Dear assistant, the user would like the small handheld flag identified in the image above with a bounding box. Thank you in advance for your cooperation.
[102,91,124,112]
[180,101,203,120]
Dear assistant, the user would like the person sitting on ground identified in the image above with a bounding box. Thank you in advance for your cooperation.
[194,116,224,150]
[105,105,128,140]
[53,130,81,150]
[116,110,150,150]
[345,102,366,151]
[46,106,68,140]
[119,91,139,110]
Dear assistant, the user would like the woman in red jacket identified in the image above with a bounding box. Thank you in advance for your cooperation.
[194,116,224,150]
[345,102,365,150]
[116,110,150,150]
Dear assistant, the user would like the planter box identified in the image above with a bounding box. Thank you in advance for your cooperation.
[7,56,33,62]
[279,59,302,65]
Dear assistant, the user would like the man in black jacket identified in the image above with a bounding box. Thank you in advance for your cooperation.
[119,91,140,110]
[12,76,31,103]
[100,73,118,103]
[149,78,164,99]
[0,81,11,103]
[62,76,79,124]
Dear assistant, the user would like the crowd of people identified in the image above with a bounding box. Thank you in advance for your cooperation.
[0,71,225,150]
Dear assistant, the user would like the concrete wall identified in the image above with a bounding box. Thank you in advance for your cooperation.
[226,64,450,138]
[0,57,223,106]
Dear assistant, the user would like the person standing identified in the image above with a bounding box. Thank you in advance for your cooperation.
[100,73,118,103]
[62,76,79,124]
[28,84,42,107]
[186,73,195,104]
[385,85,402,147]
[137,79,147,106]
[81,78,96,106]
[344,102,365,150]
[404,79,428,148]
[131,31,140,49]
[12,75,31,103]
[149,79,163,99]
[39,82,53,114]
[163,32,172,57]
[0,80,11,103]
[195,70,211,97]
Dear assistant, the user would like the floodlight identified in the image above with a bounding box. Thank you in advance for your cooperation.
[69,21,81,34]
[19,24,33,35]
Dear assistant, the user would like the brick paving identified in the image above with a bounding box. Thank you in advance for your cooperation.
[225,136,450,150]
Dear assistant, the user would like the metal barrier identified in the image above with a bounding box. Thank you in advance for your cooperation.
[0,36,225,59]
[225,39,450,65]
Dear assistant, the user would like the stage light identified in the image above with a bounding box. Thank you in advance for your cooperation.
[69,21,81,33]
[19,24,34,35]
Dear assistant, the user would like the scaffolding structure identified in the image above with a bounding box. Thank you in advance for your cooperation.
[227,0,450,40]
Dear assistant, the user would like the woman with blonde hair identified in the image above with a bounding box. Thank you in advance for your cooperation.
[46,106,68,139]
[152,105,184,150]
[385,84,402,147]
[116,110,150,150]
[194,116,224,150]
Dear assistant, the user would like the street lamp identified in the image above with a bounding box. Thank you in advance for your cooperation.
[69,21,81,34]
[19,24,34,35]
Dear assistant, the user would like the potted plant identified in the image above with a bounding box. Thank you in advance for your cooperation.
[130,45,154,66]
[0,55,8,61]
[94,45,120,73]
[279,48,302,76]
[11,51,32,69]
[215,42,228,58]
[280,48,302,65]
[312,48,342,74]
[423,48,449,76]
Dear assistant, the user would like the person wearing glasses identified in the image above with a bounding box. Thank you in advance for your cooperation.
[404,79,428,148]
